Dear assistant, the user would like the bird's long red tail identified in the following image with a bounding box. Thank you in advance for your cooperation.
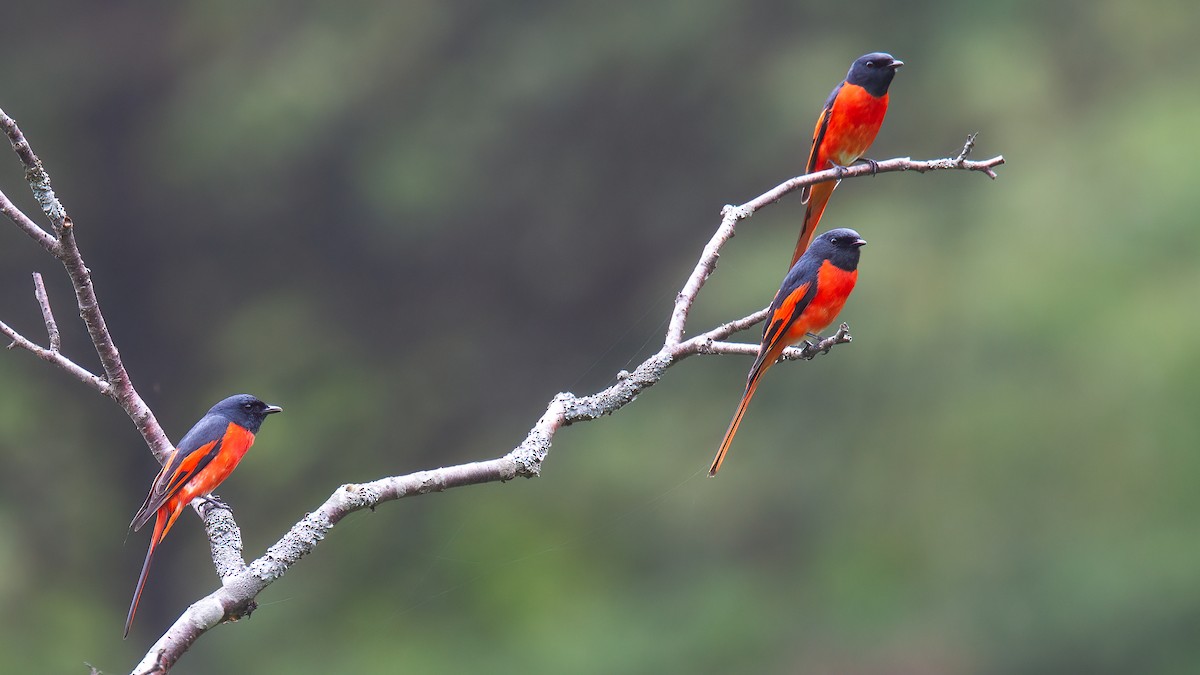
[790,181,835,267]
[710,339,789,476]
[125,510,166,638]
[709,381,762,477]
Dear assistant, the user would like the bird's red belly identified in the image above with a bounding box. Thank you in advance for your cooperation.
[823,88,889,167]
[785,263,858,342]
[177,423,255,505]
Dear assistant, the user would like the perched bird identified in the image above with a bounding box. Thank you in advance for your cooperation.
[789,52,901,267]
[710,228,866,476]
[124,394,282,638]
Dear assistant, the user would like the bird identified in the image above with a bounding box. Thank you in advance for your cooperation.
[710,228,866,476]
[124,393,282,638]
[788,52,901,267]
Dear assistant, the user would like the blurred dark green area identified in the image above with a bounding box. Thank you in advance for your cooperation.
[2,0,1199,672]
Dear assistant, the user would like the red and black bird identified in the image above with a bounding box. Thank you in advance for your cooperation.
[124,394,281,638]
[710,228,866,476]
[789,52,901,267]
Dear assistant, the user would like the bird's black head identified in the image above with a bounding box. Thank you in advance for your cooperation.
[845,52,903,97]
[209,394,282,433]
[809,228,866,271]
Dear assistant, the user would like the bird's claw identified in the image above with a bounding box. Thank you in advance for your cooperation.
[199,494,230,513]
[855,157,880,175]
[798,338,820,359]
[801,333,834,357]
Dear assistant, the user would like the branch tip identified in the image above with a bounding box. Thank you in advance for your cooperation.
[722,204,751,220]
[956,132,979,163]
[0,113,1001,671]
[32,272,61,352]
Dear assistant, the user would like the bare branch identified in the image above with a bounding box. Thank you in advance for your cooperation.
[671,306,852,361]
[0,111,265,670]
[32,273,61,351]
[0,186,58,253]
[134,311,855,671]
[54,218,173,459]
[0,272,105,389]
[0,107,68,232]
[1,110,172,461]
[197,502,248,579]
[743,144,1004,214]
[697,322,854,361]
[690,306,771,345]
[130,319,856,672]
[0,108,1000,672]
[665,137,1003,347]
[665,203,744,347]
[132,134,1002,671]
[0,317,110,395]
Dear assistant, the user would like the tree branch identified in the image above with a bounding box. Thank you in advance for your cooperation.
[129,136,1002,673]
[0,186,58,253]
[0,108,68,233]
[32,272,61,352]
[665,135,1003,346]
[0,108,252,657]
[1,107,170,459]
[1,315,111,395]
[0,108,1003,673]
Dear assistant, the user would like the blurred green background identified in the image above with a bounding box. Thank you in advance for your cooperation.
[2,0,1198,672]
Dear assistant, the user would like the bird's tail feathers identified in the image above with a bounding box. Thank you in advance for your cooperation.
[124,511,166,638]
[790,181,835,267]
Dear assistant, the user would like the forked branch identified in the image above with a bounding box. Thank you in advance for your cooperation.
[0,108,1002,674]
[130,136,1002,673]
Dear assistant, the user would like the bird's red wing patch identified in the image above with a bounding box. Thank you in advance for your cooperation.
[130,438,224,532]
[185,425,254,493]
[162,440,221,495]
[801,107,833,204]
[764,281,812,348]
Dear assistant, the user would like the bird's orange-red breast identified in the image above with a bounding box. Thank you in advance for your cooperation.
[124,394,281,638]
[710,228,865,476]
[790,53,901,267]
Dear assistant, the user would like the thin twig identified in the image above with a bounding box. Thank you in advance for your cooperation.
[0,108,1000,672]
[132,307,855,672]
[1,111,249,662]
[53,217,172,459]
[133,135,1002,672]
[32,272,60,352]
[0,110,172,460]
[665,136,1003,348]
[0,186,58,253]
[694,324,854,360]
[0,107,68,232]
[700,322,853,361]
[0,317,110,394]
[665,203,746,348]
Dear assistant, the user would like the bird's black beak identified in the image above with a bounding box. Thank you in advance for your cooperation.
[264,404,283,415]
[889,59,904,69]
[852,238,867,247]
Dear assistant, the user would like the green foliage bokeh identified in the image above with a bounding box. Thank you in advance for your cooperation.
[2,0,1199,672]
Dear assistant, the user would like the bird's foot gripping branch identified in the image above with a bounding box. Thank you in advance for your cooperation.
[0,89,1000,674]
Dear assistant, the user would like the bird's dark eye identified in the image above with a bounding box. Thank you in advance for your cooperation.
[865,61,876,68]
[830,237,840,245]
[244,403,254,410]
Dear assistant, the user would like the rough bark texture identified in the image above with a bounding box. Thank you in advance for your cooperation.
[0,109,1003,674]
